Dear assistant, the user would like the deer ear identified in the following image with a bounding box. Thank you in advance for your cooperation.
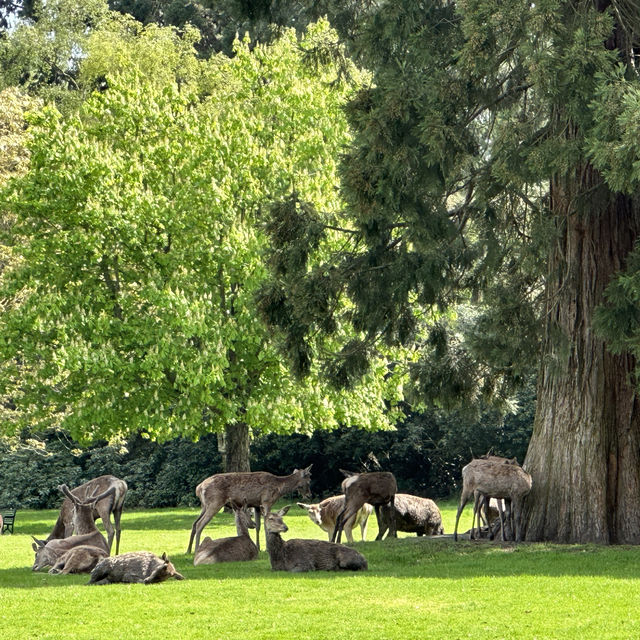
[297,502,309,510]
[304,464,313,473]
[161,552,168,561]
[340,469,356,478]
[31,536,46,548]
[277,505,291,517]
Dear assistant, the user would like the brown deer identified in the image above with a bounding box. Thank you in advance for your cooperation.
[89,552,184,584]
[32,484,112,571]
[454,458,532,542]
[376,493,444,538]
[193,504,258,565]
[187,465,313,553]
[46,475,127,554]
[297,496,373,543]
[264,506,367,572]
[48,545,108,575]
[331,470,397,543]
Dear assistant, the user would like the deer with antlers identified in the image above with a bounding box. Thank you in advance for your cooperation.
[45,475,127,554]
[32,484,113,571]
[187,465,313,553]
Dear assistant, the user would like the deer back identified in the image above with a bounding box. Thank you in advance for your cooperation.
[463,460,532,498]
[342,472,397,505]
[198,466,312,509]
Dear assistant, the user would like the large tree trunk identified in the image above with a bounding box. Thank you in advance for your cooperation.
[223,421,251,473]
[522,165,640,543]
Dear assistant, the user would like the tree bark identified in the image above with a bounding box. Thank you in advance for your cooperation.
[223,421,251,473]
[523,165,640,543]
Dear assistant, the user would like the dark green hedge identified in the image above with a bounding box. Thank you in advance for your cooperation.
[0,387,533,510]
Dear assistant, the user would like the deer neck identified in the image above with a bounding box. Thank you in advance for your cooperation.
[265,530,286,568]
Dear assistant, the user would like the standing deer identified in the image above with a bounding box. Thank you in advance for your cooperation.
[46,475,127,554]
[264,506,368,572]
[193,504,258,565]
[297,496,373,543]
[187,465,313,553]
[454,458,532,542]
[32,484,112,571]
[332,470,397,544]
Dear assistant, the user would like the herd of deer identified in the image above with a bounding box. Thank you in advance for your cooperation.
[28,455,532,582]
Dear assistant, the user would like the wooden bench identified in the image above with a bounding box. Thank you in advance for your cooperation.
[1,509,16,534]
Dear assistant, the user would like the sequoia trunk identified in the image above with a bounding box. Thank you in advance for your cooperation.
[522,166,640,543]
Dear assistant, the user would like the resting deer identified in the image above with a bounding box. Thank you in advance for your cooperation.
[89,552,184,585]
[32,484,112,571]
[297,496,373,543]
[46,475,127,554]
[187,465,313,553]
[332,470,397,543]
[48,545,108,575]
[264,506,367,572]
[454,457,532,542]
[193,504,258,566]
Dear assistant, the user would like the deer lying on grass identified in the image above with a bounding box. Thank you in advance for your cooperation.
[454,457,532,542]
[89,552,184,585]
[193,504,258,566]
[376,493,444,538]
[297,496,373,543]
[332,470,397,543]
[46,475,127,554]
[32,484,112,571]
[264,506,368,572]
[48,545,108,575]
[187,465,313,553]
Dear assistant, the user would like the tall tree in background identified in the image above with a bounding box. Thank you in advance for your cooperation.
[262,1,640,542]
[0,20,405,471]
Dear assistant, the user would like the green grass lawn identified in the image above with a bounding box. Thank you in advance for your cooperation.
[2,501,640,639]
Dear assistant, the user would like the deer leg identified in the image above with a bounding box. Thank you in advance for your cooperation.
[454,489,471,541]
[334,504,359,543]
[343,512,356,544]
[188,501,223,553]
[254,507,261,552]
[373,505,387,541]
[98,507,116,555]
[112,505,124,555]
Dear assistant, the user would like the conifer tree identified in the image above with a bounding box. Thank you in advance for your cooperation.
[263,1,640,542]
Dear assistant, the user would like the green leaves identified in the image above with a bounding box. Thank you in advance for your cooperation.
[0,19,402,442]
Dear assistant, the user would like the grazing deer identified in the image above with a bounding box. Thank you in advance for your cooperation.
[193,504,258,566]
[264,506,368,572]
[187,465,313,553]
[46,475,127,554]
[48,545,108,575]
[454,458,532,542]
[297,496,373,543]
[89,552,184,585]
[32,484,112,571]
[332,470,397,543]
[376,493,444,538]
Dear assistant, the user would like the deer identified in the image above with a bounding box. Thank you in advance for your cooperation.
[187,465,313,554]
[331,470,397,544]
[32,484,113,571]
[263,506,368,572]
[89,552,184,585]
[454,457,532,542]
[297,496,373,543]
[376,493,444,538]
[48,545,109,575]
[45,475,127,554]
[193,504,258,566]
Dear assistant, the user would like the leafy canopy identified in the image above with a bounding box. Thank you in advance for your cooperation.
[0,19,405,442]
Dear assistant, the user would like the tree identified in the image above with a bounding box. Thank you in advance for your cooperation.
[0,20,404,471]
[261,1,640,543]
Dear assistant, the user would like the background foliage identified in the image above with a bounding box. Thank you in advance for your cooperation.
[0,381,533,509]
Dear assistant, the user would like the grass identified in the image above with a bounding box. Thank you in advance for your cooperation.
[3,501,640,639]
